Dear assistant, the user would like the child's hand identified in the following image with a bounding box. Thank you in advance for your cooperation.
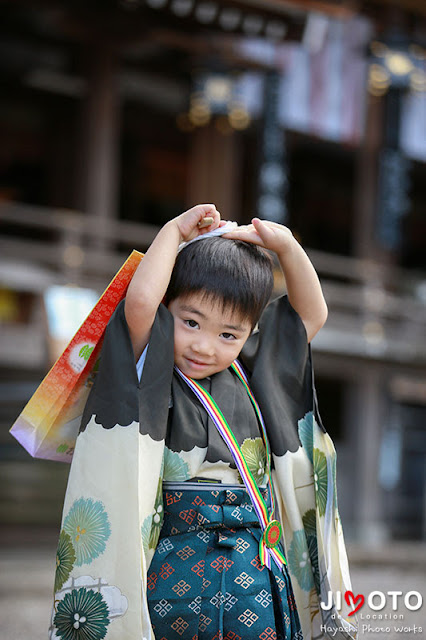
[223,218,294,256]
[173,204,221,243]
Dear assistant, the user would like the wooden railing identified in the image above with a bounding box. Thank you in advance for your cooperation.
[1,201,426,365]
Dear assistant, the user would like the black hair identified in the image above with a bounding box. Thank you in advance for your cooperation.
[165,236,274,329]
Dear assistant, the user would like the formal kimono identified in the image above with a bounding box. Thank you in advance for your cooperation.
[48,295,358,640]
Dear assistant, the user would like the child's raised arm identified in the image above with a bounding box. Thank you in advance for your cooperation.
[223,218,328,343]
[125,204,221,359]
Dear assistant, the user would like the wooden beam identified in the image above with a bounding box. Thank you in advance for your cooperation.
[242,0,426,19]
[236,0,357,19]
[364,0,426,18]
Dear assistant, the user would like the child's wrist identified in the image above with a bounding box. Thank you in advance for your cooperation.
[280,227,294,245]
[165,218,185,244]
[276,232,296,262]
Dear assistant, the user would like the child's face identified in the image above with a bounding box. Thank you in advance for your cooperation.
[168,293,252,379]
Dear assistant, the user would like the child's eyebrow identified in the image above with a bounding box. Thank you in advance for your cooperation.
[180,304,207,319]
[179,304,247,333]
[222,322,246,332]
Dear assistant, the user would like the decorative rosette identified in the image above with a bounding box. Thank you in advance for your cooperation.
[53,587,109,640]
[263,519,282,549]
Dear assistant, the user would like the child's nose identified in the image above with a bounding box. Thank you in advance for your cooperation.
[193,337,214,357]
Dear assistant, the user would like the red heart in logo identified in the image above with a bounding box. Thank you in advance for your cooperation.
[345,590,365,616]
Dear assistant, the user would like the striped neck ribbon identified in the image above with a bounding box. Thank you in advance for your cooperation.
[174,360,286,572]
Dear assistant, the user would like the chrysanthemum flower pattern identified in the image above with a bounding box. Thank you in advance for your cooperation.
[297,412,314,463]
[240,437,267,486]
[287,530,315,592]
[149,479,164,549]
[302,508,320,592]
[312,449,328,516]
[141,517,152,555]
[54,587,109,640]
[55,530,76,592]
[64,498,111,566]
[163,447,190,481]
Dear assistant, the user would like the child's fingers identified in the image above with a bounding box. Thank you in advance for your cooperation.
[198,216,214,229]
[198,210,221,235]
[202,205,221,227]
[194,203,219,217]
[177,204,220,241]
[253,218,292,234]
[192,204,221,232]
[252,218,276,231]
[222,224,252,236]
[189,204,220,223]
[224,218,293,252]
[222,225,264,245]
[251,218,276,243]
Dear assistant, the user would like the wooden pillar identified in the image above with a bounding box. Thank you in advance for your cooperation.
[353,367,389,543]
[352,93,389,262]
[77,45,120,244]
[187,124,242,220]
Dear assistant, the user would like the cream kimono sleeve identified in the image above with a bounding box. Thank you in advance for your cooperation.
[49,301,174,640]
[240,295,358,640]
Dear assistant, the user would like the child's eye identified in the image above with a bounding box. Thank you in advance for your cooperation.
[221,332,236,340]
[184,319,199,329]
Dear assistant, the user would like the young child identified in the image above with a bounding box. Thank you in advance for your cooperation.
[49,204,357,640]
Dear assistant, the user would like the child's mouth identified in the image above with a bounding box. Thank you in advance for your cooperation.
[185,357,209,368]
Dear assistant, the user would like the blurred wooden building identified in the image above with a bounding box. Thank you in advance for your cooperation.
[1,0,426,543]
